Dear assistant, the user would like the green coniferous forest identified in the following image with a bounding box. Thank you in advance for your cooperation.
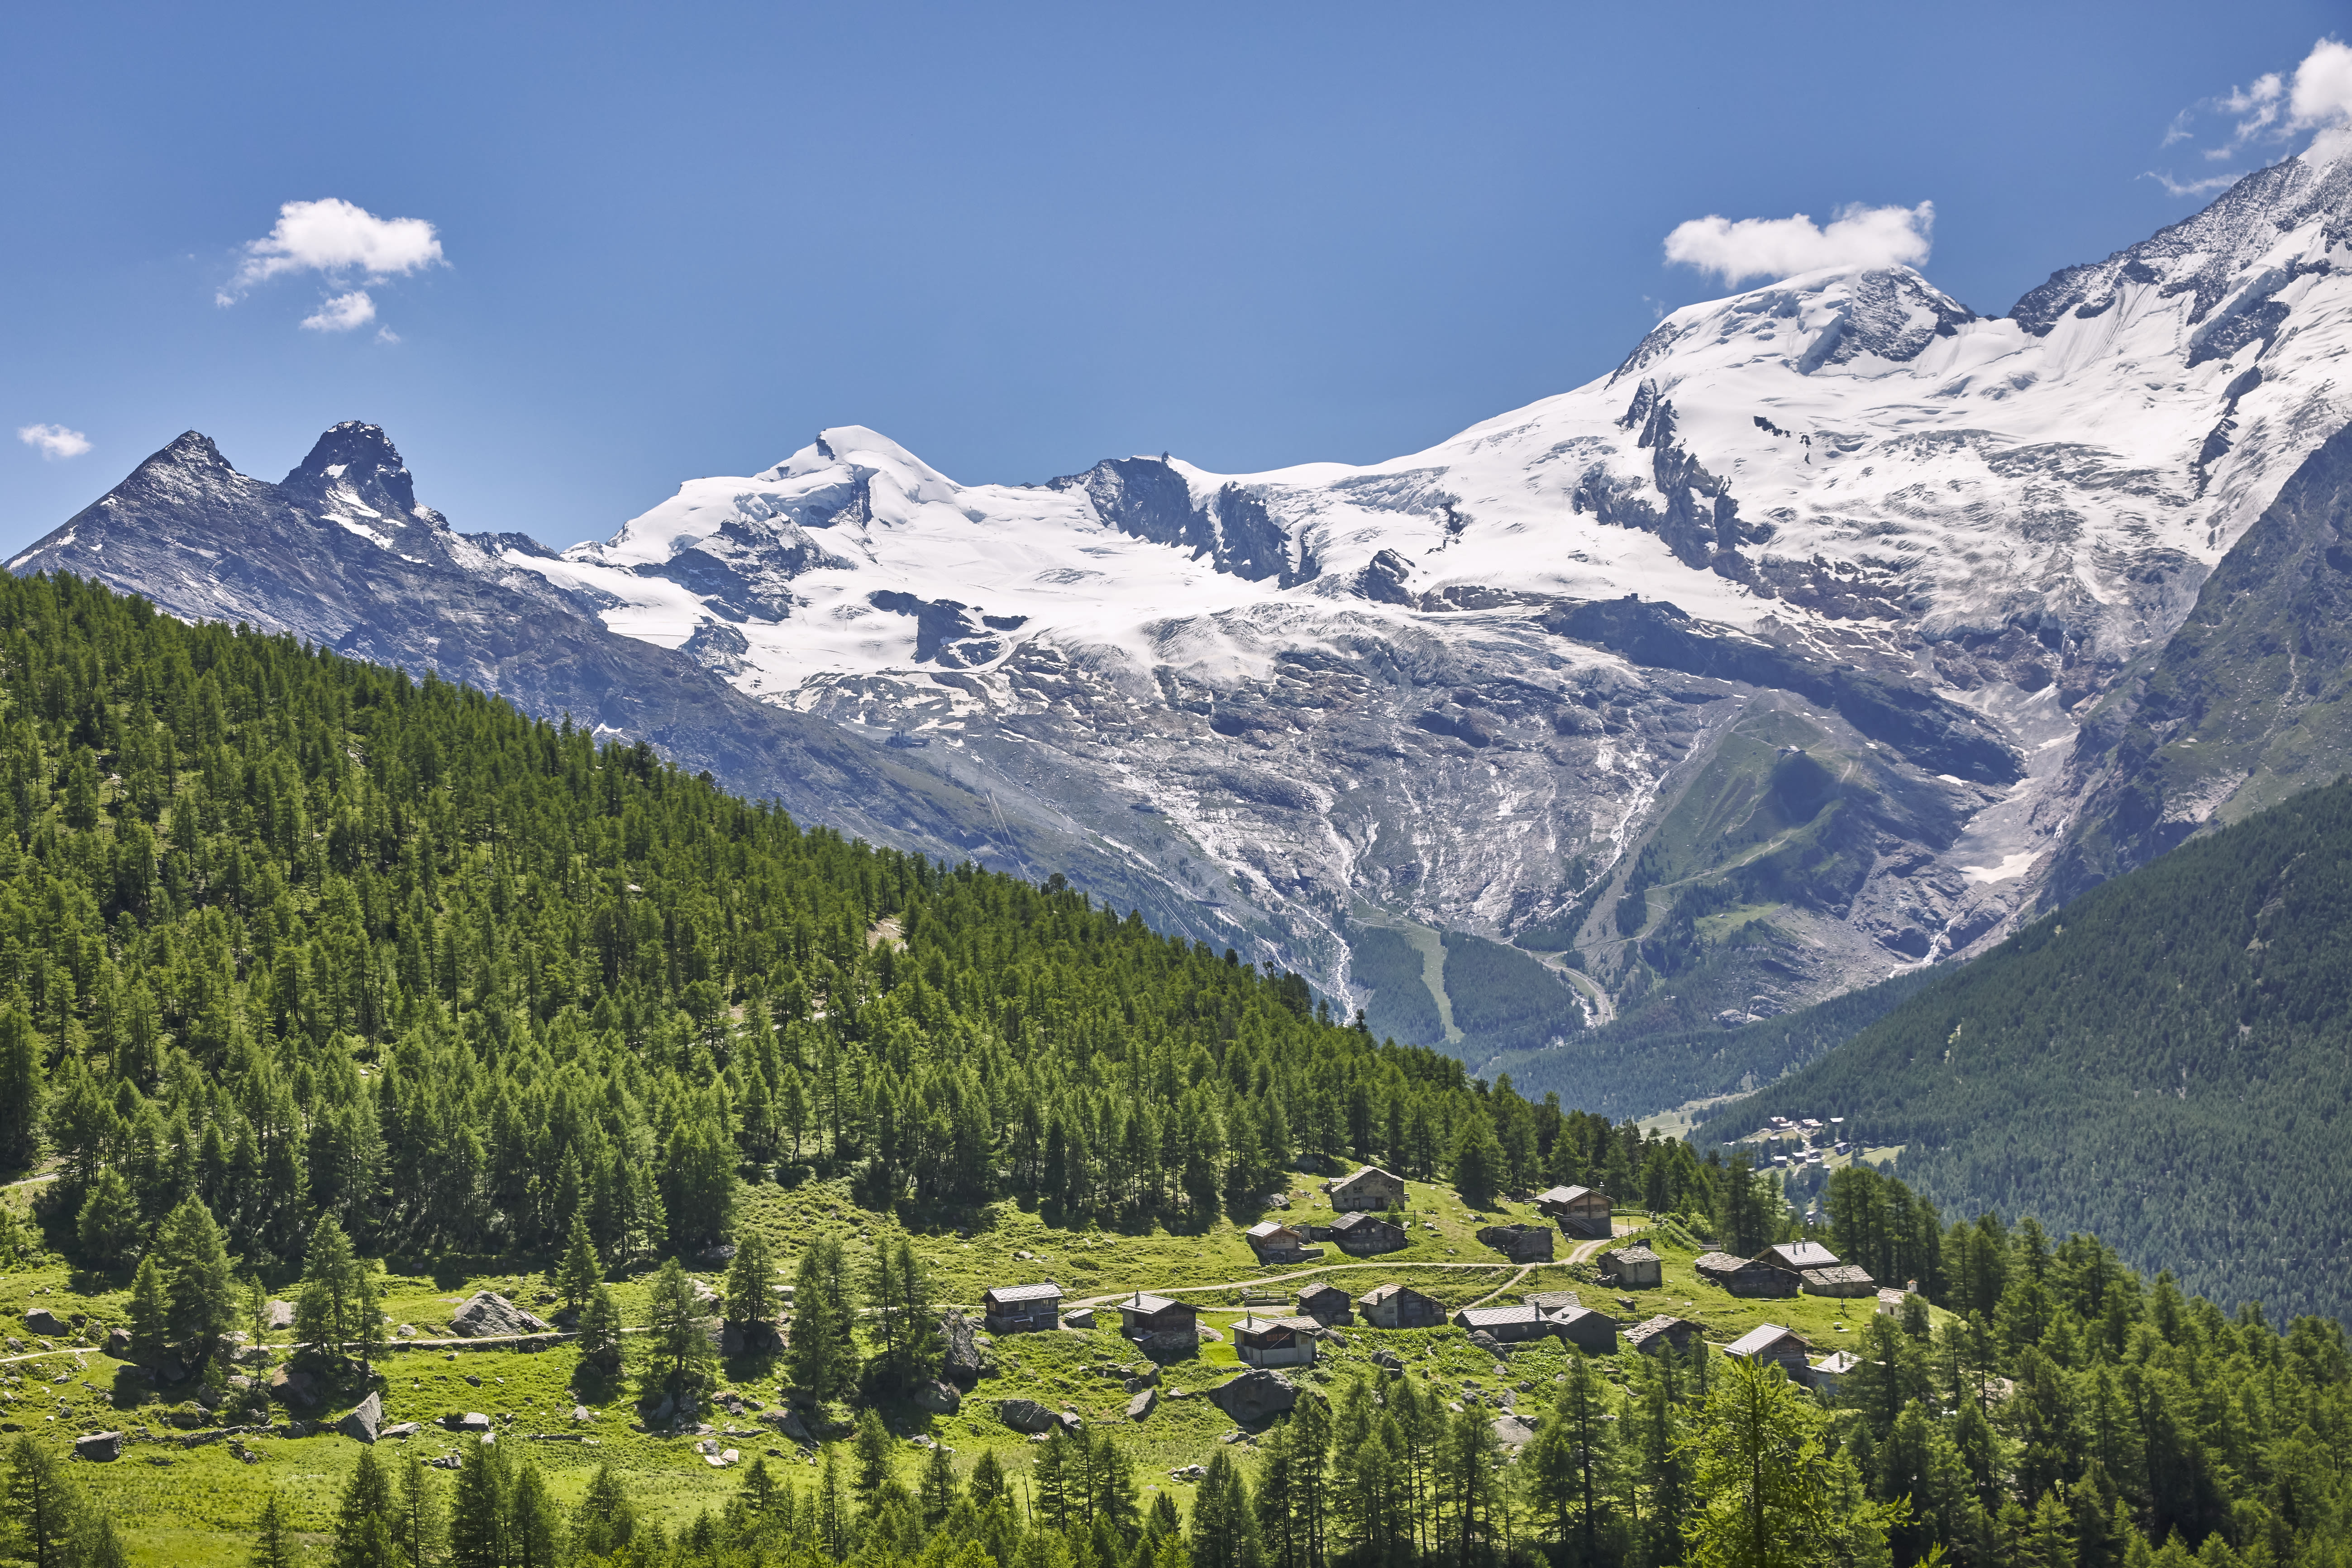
[1699,773,2352,1326]
[2,569,2350,1568]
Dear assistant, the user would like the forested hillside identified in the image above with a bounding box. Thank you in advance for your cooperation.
[1700,775,2352,1325]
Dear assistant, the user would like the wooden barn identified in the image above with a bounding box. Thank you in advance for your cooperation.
[1801,1264,1877,1298]
[1453,1304,1556,1344]
[1725,1323,1813,1380]
[1359,1282,1446,1330]
[1328,1212,1409,1256]
[1476,1224,1555,1263]
[1328,1165,1409,1211]
[1233,1314,1322,1369]
[1598,1244,1662,1288]
[981,1282,1063,1334]
[1244,1221,1317,1264]
[1117,1291,1197,1341]
[1624,1315,1704,1356]
[1549,1306,1620,1352]
[1297,1282,1353,1324]
[1694,1252,1801,1298]
[1535,1184,1612,1239]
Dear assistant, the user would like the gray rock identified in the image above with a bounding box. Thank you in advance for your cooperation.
[914,1380,961,1415]
[449,1292,550,1339]
[1057,1411,1083,1432]
[1126,1387,1158,1421]
[573,1406,594,1424]
[1062,1307,1097,1329]
[340,1392,383,1443]
[267,1365,319,1408]
[380,1422,422,1440]
[103,1327,134,1358]
[1491,1415,1537,1448]
[1172,1463,1208,1480]
[940,1311,985,1383]
[265,1300,295,1331]
[450,1412,493,1435]
[23,1308,67,1337]
[997,1398,1057,1434]
[75,1431,123,1462]
[1207,1369,1298,1424]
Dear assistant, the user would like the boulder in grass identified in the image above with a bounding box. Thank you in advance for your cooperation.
[23,1308,68,1338]
[340,1392,383,1443]
[1490,1415,1537,1448]
[1207,1369,1298,1424]
[449,1293,550,1339]
[448,1412,493,1435]
[380,1422,422,1440]
[75,1431,123,1462]
[268,1365,320,1408]
[914,1380,960,1415]
[1126,1387,1157,1421]
[940,1311,984,1383]
[996,1398,1056,1434]
[104,1327,134,1358]
[265,1300,295,1331]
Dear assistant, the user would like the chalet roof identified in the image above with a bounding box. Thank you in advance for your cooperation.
[1330,1211,1402,1233]
[984,1282,1063,1304]
[1624,1315,1700,1347]
[1119,1292,1184,1315]
[1694,1252,1755,1274]
[1297,1281,1349,1301]
[1765,1242,1842,1272]
[1877,1288,1911,1307]
[1245,1221,1296,1241]
[1235,1314,1323,1339]
[1331,1165,1405,1191]
[1524,1290,1582,1313]
[1603,1244,1660,1265]
[1813,1351,1861,1376]
[1552,1305,1614,1326]
[1727,1323,1810,1359]
[1359,1282,1432,1306]
[1457,1305,1545,1329]
[1536,1185,1600,1205]
[1802,1265,1876,1287]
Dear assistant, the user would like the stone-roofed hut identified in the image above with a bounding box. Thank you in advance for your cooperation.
[982,1282,1063,1334]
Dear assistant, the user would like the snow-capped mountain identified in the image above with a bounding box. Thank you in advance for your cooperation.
[19,137,2352,1063]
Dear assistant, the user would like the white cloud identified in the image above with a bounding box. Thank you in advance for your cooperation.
[300,290,378,333]
[1662,201,1934,287]
[218,198,443,305]
[2149,38,2352,191]
[17,424,92,461]
[375,326,401,345]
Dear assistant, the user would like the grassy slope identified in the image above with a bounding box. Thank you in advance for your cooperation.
[0,1170,1898,1565]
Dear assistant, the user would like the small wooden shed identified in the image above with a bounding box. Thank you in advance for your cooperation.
[1328,1212,1409,1256]
[1476,1224,1555,1263]
[1297,1282,1353,1324]
[1359,1282,1446,1330]
[1598,1244,1662,1288]
[1624,1315,1705,1356]
[1233,1313,1321,1369]
[1453,1304,1555,1344]
[1695,1252,1801,1298]
[1535,1184,1612,1239]
[1328,1165,1409,1212]
[1725,1323,1813,1381]
[981,1282,1063,1334]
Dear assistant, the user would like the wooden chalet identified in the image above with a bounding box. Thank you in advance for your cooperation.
[1359,1282,1446,1329]
[1328,1211,1409,1256]
[1801,1264,1877,1298]
[981,1282,1063,1334]
[1624,1315,1704,1356]
[1117,1291,1197,1340]
[1476,1223,1555,1263]
[1808,1350,1860,1397]
[1762,1241,1842,1275]
[1725,1323,1813,1380]
[1232,1313,1322,1369]
[1327,1165,1409,1211]
[1598,1244,1662,1288]
[1453,1304,1555,1344]
[1296,1282,1353,1324]
[1534,1184,1612,1239]
[1244,1221,1318,1264]
[1550,1306,1620,1353]
[1694,1252,1800,1298]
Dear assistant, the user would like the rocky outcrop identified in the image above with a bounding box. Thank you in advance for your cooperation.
[339,1392,383,1443]
[997,1399,1057,1434]
[450,1293,550,1339]
[940,1311,986,1383]
[23,1308,68,1337]
[914,1380,961,1415]
[1126,1387,1158,1421]
[75,1432,123,1462]
[1207,1369,1298,1424]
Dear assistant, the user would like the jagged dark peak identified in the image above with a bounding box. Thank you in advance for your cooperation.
[282,419,426,522]
[148,430,243,477]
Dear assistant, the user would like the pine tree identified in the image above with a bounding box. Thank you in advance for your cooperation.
[571,1463,638,1560]
[968,1449,1009,1511]
[578,1282,626,1376]
[391,1449,443,1568]
[447,1434,512,1568]
[128,1252,171,1361]
[1192,1449,1263,1568]
[74,1168,140,1267]
[332,1449,394,1568]
[642,1257,715,1399]
[1530,1353,1616,1562]
[5,1434,83,1568]
[787,1236,860,1400]
[1449,1117,1506,1211]
[1680,1355,1902,1568]
[554,1210,602,1321]
[249,1492,297,1568]
[0,1003,46,1172]
[722,1225,778,1339]
[508,1463,558,1568]
[156,1194,237,1364]
[919,1443,960,1527]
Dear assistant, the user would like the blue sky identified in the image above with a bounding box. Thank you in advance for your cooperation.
[4,2,2345,554]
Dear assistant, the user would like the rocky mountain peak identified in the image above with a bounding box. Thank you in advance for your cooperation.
[282,420,435,529]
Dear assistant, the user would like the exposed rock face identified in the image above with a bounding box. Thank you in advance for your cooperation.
[1126,1387,1158,1421]
[997,1399,1057,1433]
[1491,1415,1536,1447]
[268,1366,320,1408]
[1207,1369,1299,1424]
[450,1293,550,1339]
[940,1311,986,1383]
[914,1380,961,1415]
[340,1392,383,1443]
[103,1327,133,1358]
[23,1308,67,1337]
